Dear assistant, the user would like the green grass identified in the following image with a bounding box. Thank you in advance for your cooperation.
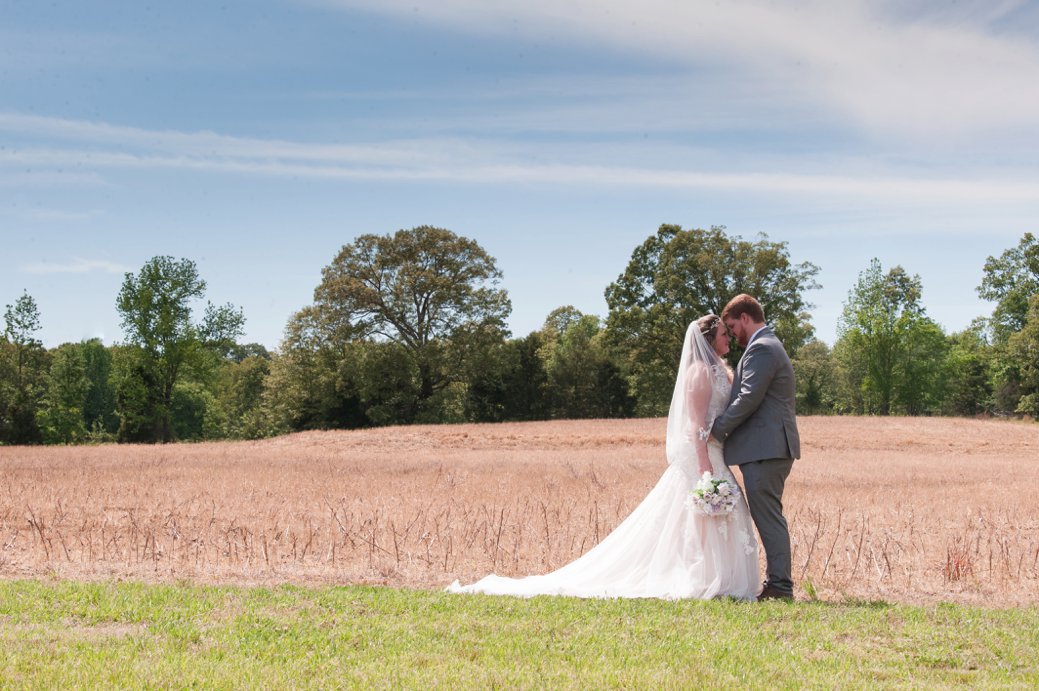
[0,579,1036,689]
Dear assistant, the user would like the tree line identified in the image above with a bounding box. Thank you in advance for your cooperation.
[1,225,1036,445]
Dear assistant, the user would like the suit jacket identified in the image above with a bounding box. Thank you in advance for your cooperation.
[710,325,800,465]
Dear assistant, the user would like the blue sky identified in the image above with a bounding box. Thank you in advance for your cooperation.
[3,0,1038,349]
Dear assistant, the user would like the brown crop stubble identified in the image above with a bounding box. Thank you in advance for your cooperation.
[0,417,1036,606]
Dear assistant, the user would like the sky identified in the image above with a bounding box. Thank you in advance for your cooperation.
[3,0,1039,350]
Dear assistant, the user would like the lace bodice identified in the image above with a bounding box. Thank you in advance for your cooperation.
[706,364,732,430]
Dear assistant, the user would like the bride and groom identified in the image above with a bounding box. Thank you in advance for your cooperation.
[448,294,800,601]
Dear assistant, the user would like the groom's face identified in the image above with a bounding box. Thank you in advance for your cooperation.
[724,315,751,348]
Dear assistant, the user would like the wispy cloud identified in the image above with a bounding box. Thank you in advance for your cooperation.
[5,145,1039,209]
[0,112,446,166]
[3,114,1039,208]
[306,0,1039,138]
[22,258,130,275]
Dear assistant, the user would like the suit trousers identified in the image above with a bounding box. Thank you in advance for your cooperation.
[739,458,795,594]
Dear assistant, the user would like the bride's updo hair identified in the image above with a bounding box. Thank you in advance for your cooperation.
[696,313,721,345]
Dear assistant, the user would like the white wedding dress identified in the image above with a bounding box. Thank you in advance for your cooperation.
[447,323,760,600]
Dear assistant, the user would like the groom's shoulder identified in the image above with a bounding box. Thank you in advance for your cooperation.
[759,328,796,366]
[746,328,787,360]
[750,326,779,347]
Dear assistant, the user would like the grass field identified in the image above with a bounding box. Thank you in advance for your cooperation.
[2,416,1037,606]
[1,579,1037,688]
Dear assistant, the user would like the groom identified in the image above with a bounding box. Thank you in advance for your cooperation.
[710,294,800,601]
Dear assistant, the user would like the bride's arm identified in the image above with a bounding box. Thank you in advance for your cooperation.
[685,362,714,474]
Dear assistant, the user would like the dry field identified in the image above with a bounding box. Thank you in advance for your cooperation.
[1,416,1037,606]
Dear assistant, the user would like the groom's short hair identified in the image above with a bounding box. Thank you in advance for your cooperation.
[722,294,765,323]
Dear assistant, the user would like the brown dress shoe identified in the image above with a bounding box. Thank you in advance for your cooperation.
[757,584,794,601]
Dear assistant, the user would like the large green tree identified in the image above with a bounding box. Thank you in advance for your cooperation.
[1,292,48,444]
[310,226,511,421]
[977,233,1039,415]
[539,307,633,419]
[978,232,1039,342]
[604,224,820,415]
[115,256,244,442]
[36,343,90,444]
[833,259,947,415]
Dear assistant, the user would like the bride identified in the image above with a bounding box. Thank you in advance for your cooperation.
[447,314,760,600]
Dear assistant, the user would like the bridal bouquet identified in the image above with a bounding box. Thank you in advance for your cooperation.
[688,471,741,516]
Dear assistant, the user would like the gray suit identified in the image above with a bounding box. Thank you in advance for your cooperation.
[711,325,800,594]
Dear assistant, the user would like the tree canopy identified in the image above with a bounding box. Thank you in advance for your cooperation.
[310,226,511,419]
[115,256,244,442]
[604,224,820,415]
[833,258,948,415]
[1,292,47,444]
[5,226,1039,446]
[978,232,1039,342]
